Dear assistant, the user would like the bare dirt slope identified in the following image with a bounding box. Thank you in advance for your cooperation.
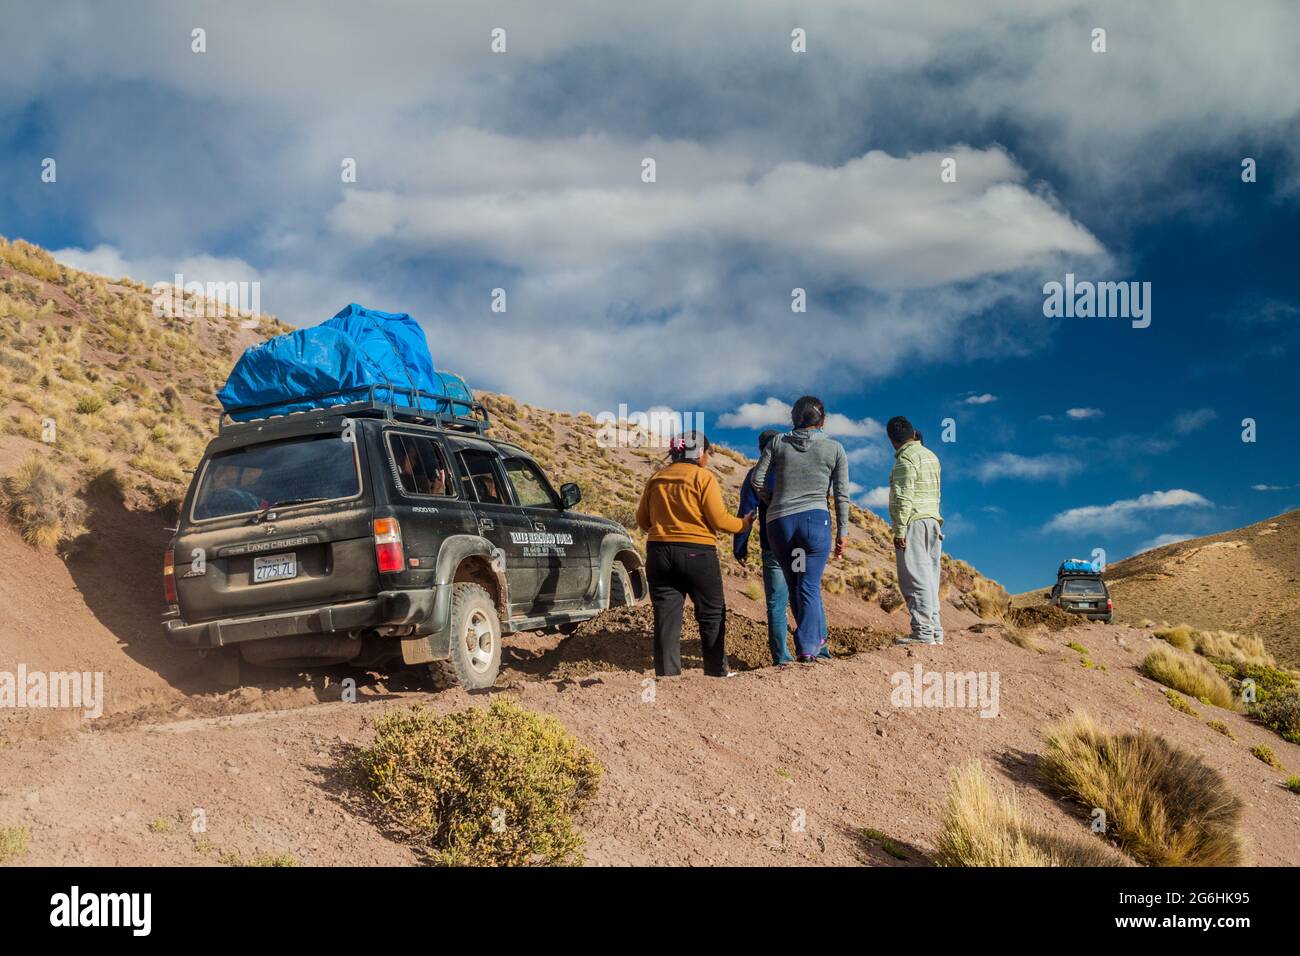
[3,619,1298,867]
[1102,511,1300,666]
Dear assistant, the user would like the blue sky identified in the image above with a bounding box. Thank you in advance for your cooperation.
[2,1,1298,591]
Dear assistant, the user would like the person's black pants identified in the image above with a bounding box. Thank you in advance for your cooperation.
[646,541,728,677]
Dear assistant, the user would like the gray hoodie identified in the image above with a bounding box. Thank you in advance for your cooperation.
[751,428,850,535]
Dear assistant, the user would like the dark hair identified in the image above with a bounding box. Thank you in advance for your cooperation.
[886,416,916,445]
[791,395,825,429]
[914,430,924,445]
[758,429,779,452]
[669,429,710,465]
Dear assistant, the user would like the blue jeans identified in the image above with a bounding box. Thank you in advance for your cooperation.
[761,550,793,664]
[767,509,832,658]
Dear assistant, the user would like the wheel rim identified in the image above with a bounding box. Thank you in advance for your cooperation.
[463,608,496,673]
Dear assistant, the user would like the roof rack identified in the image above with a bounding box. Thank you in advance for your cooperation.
[1057,558,1101,578]
[217,381,491,436]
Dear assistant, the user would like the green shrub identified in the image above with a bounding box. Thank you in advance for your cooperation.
[1286,777,1300,795]
[0,826,29,862]
[348,699,602,866]
[1040,713,1243,867]
[1139,645,1235,709]
[1206,719,1235,740]
[1250,744,1284,770]
[1235,663,1296,705]
[1250,691,1300,744]
[1164,690,1199,717]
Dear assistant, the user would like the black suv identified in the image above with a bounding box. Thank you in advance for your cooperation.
[1047,574,1113,623]
[162,396,646,689]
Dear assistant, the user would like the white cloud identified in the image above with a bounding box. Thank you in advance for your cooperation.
[1173,407,1217,435]
[1044,489,1213,534]
[329,146,1101,286]
[1065,407,1104,420]
[961,393,998,405]
[717,398,791,430]
[1251,483,1296,491]
[717,398,883,439]
[859,486,891,509]
[12,0,1300,414]
[974,453,1083,483]
[845,444,890,468]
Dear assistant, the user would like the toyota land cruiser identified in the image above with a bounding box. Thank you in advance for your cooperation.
[161,395,646,689]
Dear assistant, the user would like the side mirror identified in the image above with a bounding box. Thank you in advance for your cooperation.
[560,482,581,510]
[1043,592,1051,600]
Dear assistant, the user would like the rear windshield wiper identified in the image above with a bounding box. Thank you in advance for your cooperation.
[251,498,326,522]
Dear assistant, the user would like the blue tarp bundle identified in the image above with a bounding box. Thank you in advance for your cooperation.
[217,303,473,421]
[1058,558,1101,576]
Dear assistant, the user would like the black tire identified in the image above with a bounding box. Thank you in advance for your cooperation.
[608,563,633,608]
[429,583,502,691]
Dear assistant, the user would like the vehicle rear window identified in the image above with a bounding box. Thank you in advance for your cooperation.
[192,434,360,520]
[1062,578,1105,594]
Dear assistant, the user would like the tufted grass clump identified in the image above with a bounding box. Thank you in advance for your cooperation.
[1039,712,1244,867]
[1139,644,1235,709]
[348,699,602,867]
[935,761,1127,867]
[0,454,86,550]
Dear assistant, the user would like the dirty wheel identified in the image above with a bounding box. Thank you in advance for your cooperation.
[608,563,633,608]
[430,583,501,690]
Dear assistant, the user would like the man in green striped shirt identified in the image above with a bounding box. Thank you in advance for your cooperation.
[887,416,944,645]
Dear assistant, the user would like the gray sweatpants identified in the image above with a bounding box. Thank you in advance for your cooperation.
[896,518,944,644]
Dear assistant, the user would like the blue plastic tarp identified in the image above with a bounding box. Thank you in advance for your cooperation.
[217,303,471,421]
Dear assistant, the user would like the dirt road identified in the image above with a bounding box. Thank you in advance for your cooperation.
[4,619,1298,867]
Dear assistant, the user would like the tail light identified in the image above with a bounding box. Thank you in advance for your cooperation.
[163,549,177,604]
[1107,598,1114,611]
[374,518,404,573]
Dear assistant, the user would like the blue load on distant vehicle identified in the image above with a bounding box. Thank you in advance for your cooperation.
[217,303,474,423]
[1057,557,1101,577]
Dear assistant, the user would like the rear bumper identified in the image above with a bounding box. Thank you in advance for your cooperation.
[163,588,442,649]
[1061,606,1112,622]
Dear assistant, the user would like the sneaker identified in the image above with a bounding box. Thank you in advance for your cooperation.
[894,636,935,646]
[796,654,817,664]
[706,670,739,679]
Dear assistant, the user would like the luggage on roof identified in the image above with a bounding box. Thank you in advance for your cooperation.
[216,303,480,428]
[1058,557,1101,577]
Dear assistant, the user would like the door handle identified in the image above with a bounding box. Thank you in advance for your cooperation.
[478,518,494,531]
[532,521,546,532]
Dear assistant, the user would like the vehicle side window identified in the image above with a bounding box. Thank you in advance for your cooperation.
[456,449,507,505]
[502,457,558,509]
[389,433,452,497]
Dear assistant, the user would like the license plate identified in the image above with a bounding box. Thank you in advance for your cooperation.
[1077,602,1094,609]
[252,553,297,583]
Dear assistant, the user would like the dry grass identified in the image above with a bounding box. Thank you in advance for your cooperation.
[1040,712,1244,867]
[1164,690,1200,717]
[0,825,29,862]
[0,454,86,550]
[1250,744,1284,770]
[935,761,1127,867]
[1139,644,1236,709]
